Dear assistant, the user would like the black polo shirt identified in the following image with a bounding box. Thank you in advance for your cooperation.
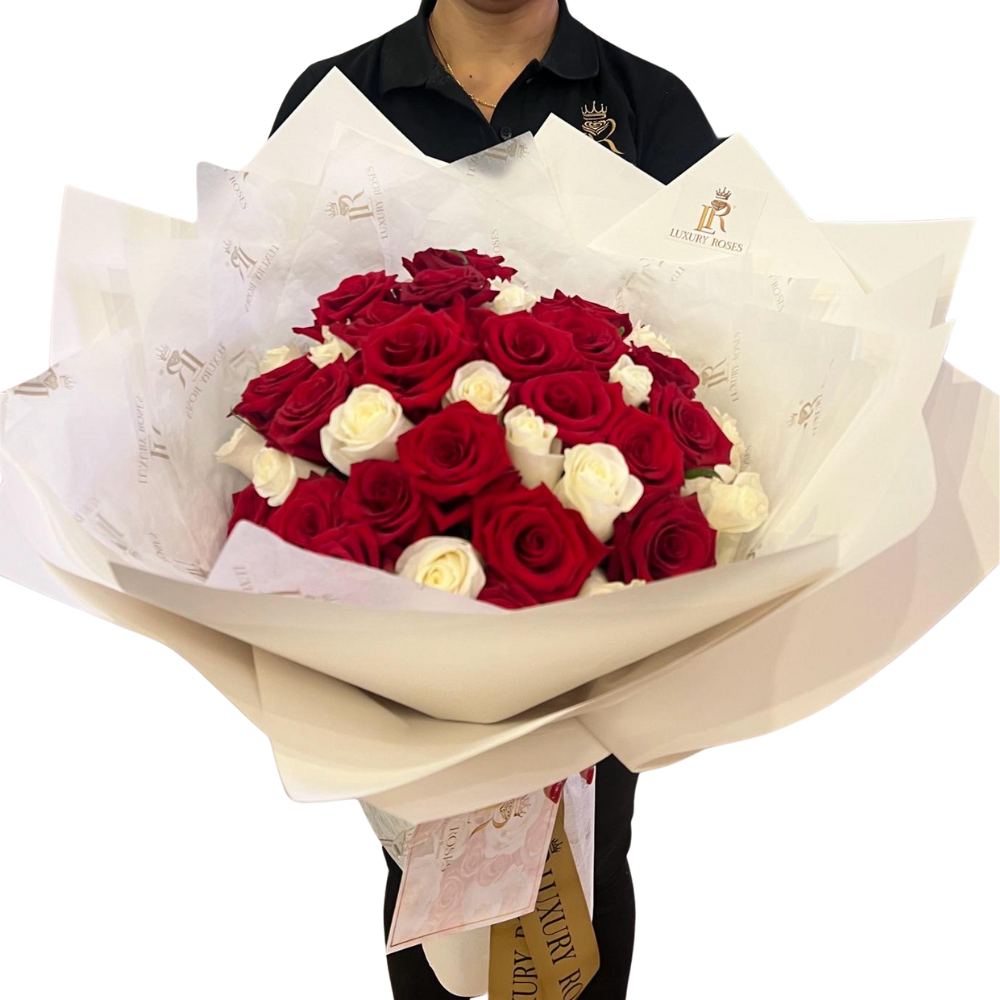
[270,0,719,185]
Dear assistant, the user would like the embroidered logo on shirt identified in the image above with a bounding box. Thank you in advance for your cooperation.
[580,102,623,155]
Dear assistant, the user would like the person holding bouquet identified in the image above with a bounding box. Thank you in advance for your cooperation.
[272,2,720,996]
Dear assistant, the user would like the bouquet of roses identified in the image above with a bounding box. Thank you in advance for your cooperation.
[217,249,766,609]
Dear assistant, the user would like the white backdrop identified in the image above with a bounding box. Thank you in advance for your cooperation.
[0,2,996,997]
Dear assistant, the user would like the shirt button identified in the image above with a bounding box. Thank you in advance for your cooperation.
[499,126,513,140]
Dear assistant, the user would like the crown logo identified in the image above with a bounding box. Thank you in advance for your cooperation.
[581,101,607,119]
[155,344,171,363]
[715,187,732,200]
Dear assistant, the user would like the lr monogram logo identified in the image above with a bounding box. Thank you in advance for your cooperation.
[787,394,823,430]
[327,189,375,222]
[580,101,624,155]
[695,188,733,234]
[156,345,205,389]
[222,241,256,282]
[700,359,728,389]
[13,368,76,396]
[470,797,531,838]
[483,139,526,163]
[149,424,170,461]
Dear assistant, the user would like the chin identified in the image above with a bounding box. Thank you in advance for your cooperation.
[460,0,549,13]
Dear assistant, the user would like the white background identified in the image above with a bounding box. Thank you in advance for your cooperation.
[0,1,997,997]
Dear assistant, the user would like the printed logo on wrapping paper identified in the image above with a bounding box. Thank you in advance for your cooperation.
[157,345,205,389]
[581,101,623,155]
[222,241,256,281]
[221,241,281,313]
[327,188,375,222]
[787,392,824,434]
[467,139,528,178]
[13,368,76,397]
[75,500,139,560]
[328,168,388,240]
[155,342,228,419]
[135,395,171,484]
[228,171,250,210]
[698,331,742,404]
[669,181,767,255]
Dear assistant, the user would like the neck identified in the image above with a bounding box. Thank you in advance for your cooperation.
[427,0,559,119]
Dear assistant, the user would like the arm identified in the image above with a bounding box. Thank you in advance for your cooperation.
[638,75,721,185]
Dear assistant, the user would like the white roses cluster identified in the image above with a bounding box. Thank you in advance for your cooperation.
[215,423,323,507]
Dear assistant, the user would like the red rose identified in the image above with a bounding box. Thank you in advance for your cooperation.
[396,266,498,309]
[607,489,716,583]
[530,302,627,372]
[650,383,733,470]
[335,299,410,349]
[340,459,429,551]
[478,574,540,610]
[403,248,516,281]
[479,312,585,381]
[608,407,685,488]
[233,355,315,433]
[267,474,346,549]
[538,291,632,337]
[514,371,627,446]
[267,359,354,464]
[472,484,609,604]
[397,402,513,504]
[227,484,271,535]
[629,346,699,398]
[293,270,397,341]
[363,306,474,411]
[310,521,382,567]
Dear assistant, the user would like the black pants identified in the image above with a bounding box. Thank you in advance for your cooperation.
[383,756,639,998]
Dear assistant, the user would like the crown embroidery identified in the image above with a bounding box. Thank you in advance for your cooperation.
[580,101,623,156]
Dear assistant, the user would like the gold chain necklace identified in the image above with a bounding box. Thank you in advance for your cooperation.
[427,20,499,110]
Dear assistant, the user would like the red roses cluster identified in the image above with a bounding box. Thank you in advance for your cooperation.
[223,248,731,608]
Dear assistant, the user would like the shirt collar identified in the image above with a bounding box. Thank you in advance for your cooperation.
[378,0,599,96]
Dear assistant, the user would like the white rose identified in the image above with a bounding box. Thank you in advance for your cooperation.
[503,405,563,489]
[709,406,746,470]
[215,424,266,479]
[258,344,304,374]
[554,443,644,542]
[443,360,511,415]
[608,355,654,408]
[486,278,540,315]
[320,384,412,475]
[579,570,647,598]
[309,333,356,368]
[251,447,323,507]
[683,470,769,533]
[395,537,486,598]
[625,323,675,356]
